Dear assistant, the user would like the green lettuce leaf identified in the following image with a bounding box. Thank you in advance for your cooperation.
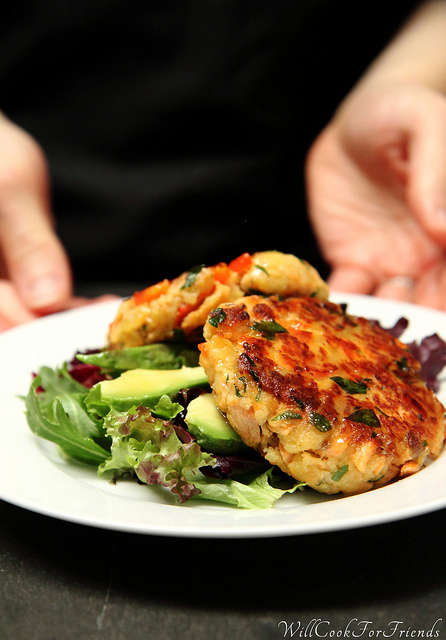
[99,407,215,503]
[189,468,305,509]
[77,343,199,372]
[24,363,305,509]
[100,406,303,508]
[151,395,184,420]
[25,369,110,464]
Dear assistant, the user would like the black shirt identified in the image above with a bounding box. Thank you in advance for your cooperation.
[0,0,419,288]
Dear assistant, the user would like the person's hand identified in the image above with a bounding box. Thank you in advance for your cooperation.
[305,82,446,310]
[0,113,74,330]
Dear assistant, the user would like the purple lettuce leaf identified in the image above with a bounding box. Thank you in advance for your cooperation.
[369,317,445,391]
[200,454,270,480]
[369,316,409,339]
[67,351,108,388]
[406,334,446,393]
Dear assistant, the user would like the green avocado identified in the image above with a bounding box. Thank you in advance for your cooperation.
[85,366,209,415]
[185,393,250,455]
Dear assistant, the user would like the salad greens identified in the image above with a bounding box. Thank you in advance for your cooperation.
[25,344,304,509]
[27,368,110,465]
[23,314,446,510]
[76,342,200,370]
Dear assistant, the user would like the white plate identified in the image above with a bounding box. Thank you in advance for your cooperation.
[0,294,445,538]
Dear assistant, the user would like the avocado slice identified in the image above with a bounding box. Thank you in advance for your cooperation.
[185,393,250,455]
[85,366,209,415]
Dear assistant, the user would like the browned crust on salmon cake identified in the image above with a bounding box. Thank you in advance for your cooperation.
[199,295,446,494]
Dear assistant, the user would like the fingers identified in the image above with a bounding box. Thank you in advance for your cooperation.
[375,267,446,311]
[405,91,446,247]
[328,265,414,304]
[413,261,446,311]
[0,280,37,332]
[374,276,415,304]
[62,294,120,310]
[327,264,377,294]
[0,289,119,334]
[329,263,446,311]
[0,182,73,311]
[0,115,73,312]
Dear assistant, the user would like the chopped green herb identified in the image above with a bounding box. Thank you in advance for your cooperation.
[250,320,288,340]
[272,411,302,421]
[331,376,368,394]
[348,408,381,429]
[208,307,226,327]
[244,353,256,368]
[332,465,348,482]
[255,264,269,275]
[309,412,332,432]
[181,264,205,289]
[248,369,259,383]
[396,356,409,371]
[368,474,385,483]
[423,440,428,448]
[331,464,348,482]
[242,353,259,382]
[292,398,305,410]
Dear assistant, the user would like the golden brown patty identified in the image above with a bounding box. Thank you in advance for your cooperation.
[199,295,445,494]
[108,251,329,348]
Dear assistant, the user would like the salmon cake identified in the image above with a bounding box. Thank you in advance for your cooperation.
[108,251,329,348]
[199,295,446,494]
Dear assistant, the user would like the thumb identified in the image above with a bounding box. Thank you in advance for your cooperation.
[0,191,72,311]
[0,129,72,311]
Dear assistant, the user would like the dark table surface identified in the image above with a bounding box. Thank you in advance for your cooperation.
[0,498,444,640]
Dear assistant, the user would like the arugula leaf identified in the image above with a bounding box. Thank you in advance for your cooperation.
[29,366,104,438]
[25,373,110,464]
[37,364,92,407]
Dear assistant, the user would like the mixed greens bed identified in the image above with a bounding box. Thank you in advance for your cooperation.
[24,320,446,510]
[25,343,304,509]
